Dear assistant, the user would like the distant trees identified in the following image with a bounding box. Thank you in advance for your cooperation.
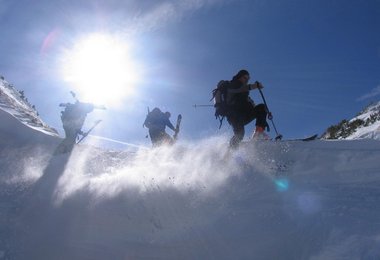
[15,89,40,117]
[324,110,380,139]
[1,78,48,129]
[19,90,25,99]
[364,113,380,126]
[325,119,364,139]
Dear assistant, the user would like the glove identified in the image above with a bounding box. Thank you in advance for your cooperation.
[256,81,264,89]
[268,112,273,120]
[249,81,264,90]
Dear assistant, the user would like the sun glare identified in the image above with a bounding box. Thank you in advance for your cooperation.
[61,33,140,106]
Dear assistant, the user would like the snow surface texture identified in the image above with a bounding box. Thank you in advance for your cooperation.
[0,78,58,137]
[1,80,380,259]
[346,101,380,140]
[1,111,380,259]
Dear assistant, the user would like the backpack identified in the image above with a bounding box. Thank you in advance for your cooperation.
[60,103,75,122]
[211,80,231,129]
[143,107,163,129]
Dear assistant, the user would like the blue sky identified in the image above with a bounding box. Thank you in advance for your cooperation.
[0,0,379,147]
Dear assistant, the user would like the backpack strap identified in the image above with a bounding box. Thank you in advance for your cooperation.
[210,88,218,102]
[218,115,225,129]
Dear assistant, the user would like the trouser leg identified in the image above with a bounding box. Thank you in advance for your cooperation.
[149,130,173,147]
[228,118,245,148]
[252,104,268,128]
[149,129,160,146]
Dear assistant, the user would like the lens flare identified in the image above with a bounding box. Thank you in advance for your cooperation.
[41,28,60,54]
[274,178,289,192]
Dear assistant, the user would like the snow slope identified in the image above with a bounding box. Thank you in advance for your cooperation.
[0,79,380,259]
[346,101,380,140]
[323,101,380,141]
[0,77,58,137]
[1,113,380,259]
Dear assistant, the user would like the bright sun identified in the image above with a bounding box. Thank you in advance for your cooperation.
[61,33,140,106]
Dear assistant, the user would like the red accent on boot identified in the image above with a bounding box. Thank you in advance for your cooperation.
[252,126,269,140]
[255,126,265,133]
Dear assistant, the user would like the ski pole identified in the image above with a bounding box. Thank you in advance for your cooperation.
[193,104,214,108]
[257,86,283,140]
[173,114,182,141]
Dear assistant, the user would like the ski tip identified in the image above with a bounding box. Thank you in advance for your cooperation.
[275,134,283,141]
[301,134,319,141]
[279,134,319,142]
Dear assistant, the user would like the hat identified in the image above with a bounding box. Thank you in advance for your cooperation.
[233,69,250,81]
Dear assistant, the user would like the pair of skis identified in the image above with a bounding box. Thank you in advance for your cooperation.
[76,120,102,144]
[279,134,318,142]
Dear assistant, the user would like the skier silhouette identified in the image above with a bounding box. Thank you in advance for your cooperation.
[55,93,105,154]
[143,108,177,147]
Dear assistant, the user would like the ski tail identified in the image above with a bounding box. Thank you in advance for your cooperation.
[173,114,182,141]
[300,134,318,141]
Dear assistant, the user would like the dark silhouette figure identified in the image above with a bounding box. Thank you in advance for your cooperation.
[225,69,269,148]
[55,101,95,154]
[144,108,177,147]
